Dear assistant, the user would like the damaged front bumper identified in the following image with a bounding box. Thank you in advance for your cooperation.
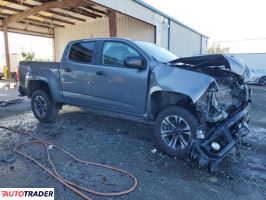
[191,102,251,172]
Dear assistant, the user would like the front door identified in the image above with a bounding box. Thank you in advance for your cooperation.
[89,40,149,115]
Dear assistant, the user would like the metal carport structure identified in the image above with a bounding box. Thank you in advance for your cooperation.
[0,0,208,79]
[0,0,122,79]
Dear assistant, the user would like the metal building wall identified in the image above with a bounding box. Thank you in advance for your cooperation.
[54,15,156,61]
[92,0,157,25]
[201,36,208,54]
[92,0,169,48]
[54,18,109,61]
[54,0,207,60]
[117,14,155,43]
[169,21,202,57]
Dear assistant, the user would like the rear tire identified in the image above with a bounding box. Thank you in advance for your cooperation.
[31,90,58,123]
[154,106,199,158]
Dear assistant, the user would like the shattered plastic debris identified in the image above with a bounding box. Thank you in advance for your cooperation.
[151,148,157,154]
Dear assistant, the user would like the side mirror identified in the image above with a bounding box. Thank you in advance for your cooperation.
[124,56,145,69]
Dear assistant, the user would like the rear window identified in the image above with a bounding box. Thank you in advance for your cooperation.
[69,41,95,63]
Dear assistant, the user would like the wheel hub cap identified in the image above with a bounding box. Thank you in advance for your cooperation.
[160,115,191,150]
[33,96,47,118]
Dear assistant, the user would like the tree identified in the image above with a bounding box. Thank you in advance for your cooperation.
[21,52,35,61]
[208,42,230,54]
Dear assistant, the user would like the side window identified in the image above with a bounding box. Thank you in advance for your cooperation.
[69,41,95,63]
[101,42,140,66]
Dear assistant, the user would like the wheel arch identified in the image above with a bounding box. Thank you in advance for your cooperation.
[28,80,52,98]
[150,90,194,119]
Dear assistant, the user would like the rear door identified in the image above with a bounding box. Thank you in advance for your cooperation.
[60,40,99,106]
[87,40,149,115]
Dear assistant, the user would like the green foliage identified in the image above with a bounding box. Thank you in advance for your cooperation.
[21,52,51,62]
[21,52,35,61]
[208,42,230,54]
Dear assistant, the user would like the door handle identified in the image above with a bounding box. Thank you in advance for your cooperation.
[95,71,106,76]
[64,68,72,72]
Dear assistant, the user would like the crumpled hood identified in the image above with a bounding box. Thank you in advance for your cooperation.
[169,54,247,78]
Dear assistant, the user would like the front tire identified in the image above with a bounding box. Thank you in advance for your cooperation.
[31,90,58,123]
[154,106,199,158]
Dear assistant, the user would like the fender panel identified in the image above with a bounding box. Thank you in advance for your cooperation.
[150,66,215,103]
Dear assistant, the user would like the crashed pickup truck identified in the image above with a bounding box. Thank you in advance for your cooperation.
[18,38,251,171]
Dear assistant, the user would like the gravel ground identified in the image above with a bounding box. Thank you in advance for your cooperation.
[0,83,265,200]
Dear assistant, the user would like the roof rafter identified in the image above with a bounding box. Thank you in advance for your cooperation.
[63,7,101,19]
[0,5,74,25]
[3,0,87,22]
[0,12,65,28]
[4,0,92,25]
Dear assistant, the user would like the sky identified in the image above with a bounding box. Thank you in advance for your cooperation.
[143,0,266,53]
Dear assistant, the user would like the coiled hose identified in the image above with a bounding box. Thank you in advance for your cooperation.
[0,125,137,200]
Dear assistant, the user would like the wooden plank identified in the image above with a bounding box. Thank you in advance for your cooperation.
[0,5,75,25]
[35,15,75,25]
[1,12,65,28]
[46,10,87,22]
[5,0,91,25]
[3,24,11,80]
[108,11,117,37]
[85,6,107,15]
[1,1,87,22]
[23,19,65,28]
[63,7,99,19]
[78,7,104,17]
[7,28,53,38]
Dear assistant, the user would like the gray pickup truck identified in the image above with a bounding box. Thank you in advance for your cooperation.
[18,38,251,171]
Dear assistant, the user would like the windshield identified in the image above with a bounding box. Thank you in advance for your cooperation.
[134,41,178,63]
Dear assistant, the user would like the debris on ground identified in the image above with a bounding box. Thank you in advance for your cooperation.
[1,154,16,164]
[150,148,157,154]
[0,99,24,107]
[208,176,218,183]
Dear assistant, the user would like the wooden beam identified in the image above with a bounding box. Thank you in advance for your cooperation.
[78,7,104,17]
[46,10,86,22]
[63,8,100,19]
[6,27,53,38]
[0,5,20,12]
[22,19,65,28]
[1,1,87,22]
[3,24,11,80]
[20,20,52,29]
[0,5,75,25]
[35,15,75,25]
[5,0,91,25]
[108,11,117,37]
[85,6,107,15]
[1,12,65,29]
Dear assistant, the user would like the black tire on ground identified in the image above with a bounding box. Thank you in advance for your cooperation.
[154,106,199,158]
[31,89,58,123]
[259,76,266,86]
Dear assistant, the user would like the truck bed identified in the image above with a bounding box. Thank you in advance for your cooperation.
[18,61,61,95]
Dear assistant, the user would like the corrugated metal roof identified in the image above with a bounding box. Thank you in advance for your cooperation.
[132,0,209,38]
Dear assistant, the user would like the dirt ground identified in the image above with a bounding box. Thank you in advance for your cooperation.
[0,82,265,200]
